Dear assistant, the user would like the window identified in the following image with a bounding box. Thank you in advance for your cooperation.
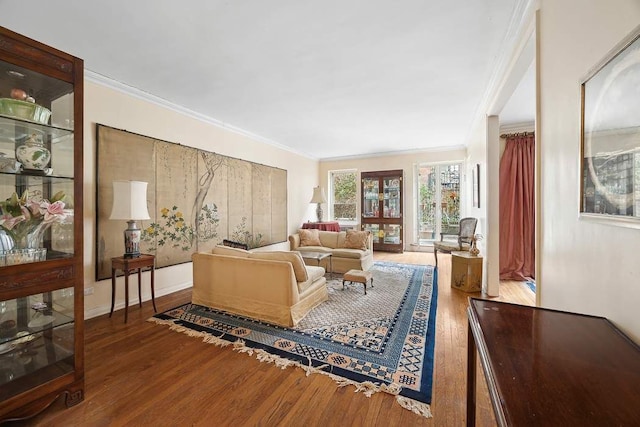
[330,170,357,221]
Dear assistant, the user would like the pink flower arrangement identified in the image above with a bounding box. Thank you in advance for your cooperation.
[42,200,68,223]
[0,190,73,248]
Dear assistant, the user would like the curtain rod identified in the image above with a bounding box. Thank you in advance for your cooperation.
[500,131,534,139]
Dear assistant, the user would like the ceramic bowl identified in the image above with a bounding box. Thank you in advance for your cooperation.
[0,98,51,124]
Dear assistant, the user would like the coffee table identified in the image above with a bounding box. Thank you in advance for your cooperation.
[299,251,332,278]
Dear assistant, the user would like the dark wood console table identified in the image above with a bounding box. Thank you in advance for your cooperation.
[467,298,640,426]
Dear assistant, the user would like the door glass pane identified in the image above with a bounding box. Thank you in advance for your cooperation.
[362,178,379,218]
[440,165,460,238]
[417,163,461,246]
[383,177,401,218]
[418,166,436,242]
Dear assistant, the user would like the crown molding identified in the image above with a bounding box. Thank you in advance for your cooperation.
[466,0,539,142]
[84,69,317,160]
[320,144,467,162]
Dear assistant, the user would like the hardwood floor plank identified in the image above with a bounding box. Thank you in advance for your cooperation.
[13,252,533,426]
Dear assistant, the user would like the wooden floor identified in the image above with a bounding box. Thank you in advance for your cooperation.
[15,252,534,426]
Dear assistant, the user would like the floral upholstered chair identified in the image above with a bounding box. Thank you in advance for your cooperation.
[433,217,477,267]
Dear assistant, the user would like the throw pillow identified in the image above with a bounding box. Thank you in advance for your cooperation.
[344,230,369,250]
[298,228,322,247]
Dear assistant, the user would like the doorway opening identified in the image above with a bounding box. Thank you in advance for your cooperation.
[416,163,462,247]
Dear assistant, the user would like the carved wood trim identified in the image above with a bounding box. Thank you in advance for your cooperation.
[0,265,74,292]
[65,389,84,407]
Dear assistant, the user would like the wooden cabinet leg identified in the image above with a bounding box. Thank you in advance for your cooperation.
[137,268,142,308]
[151,265,157,312]
[124,270,129,323]
[110,268,116,317]
[65,388,84,408]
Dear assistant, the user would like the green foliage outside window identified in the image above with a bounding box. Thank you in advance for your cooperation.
[419,182,435,228]
[332,171,357,220]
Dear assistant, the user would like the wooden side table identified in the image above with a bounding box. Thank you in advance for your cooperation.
[110,254,157,323]
[451,251,482,292]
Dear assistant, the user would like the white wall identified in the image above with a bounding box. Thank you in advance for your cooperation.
[83,80,319,319]
[319,149,466,251]
[465,2,538,297]
[466,118,493,294]
[539,0,640,340]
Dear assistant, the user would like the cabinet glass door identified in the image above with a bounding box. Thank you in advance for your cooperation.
[362,178,379,218]
[383,177,401,218]
[383,224,401,244]
[362,223,380,243]
[361,170,403,252]
[0,60,75,266]
[0,287,75,400]
[0,25,84,420]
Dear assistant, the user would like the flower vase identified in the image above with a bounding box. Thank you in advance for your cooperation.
[469,239,480,256]
[4,225,48,265]
[26,226,46,249]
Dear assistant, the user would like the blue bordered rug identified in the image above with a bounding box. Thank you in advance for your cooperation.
[149,261,438,418]
[525,280,536,293]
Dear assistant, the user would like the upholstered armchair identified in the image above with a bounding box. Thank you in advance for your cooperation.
[433,217,478,266]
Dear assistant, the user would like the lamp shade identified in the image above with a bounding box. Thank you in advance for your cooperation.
[109,180,151,220]
[309,186,327,204]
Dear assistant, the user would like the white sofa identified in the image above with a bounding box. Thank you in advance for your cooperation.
[192,245,328,327]
[288,229,374,274]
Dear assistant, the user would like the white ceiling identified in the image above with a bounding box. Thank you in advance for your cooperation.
[0,1,531,159]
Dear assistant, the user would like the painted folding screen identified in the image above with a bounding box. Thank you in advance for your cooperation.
[95,124,287,280]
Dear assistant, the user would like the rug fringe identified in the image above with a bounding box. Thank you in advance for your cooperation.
[147,318,230,347]
[396,396,433,418]
[148,316,432,418]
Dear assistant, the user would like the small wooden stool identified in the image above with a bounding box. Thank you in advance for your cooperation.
[342,269,374,295]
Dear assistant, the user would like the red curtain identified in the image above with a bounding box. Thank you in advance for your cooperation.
[499,134,535,280]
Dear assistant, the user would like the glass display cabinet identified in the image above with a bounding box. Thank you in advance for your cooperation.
[0,26,84,422]
[361,170,403,252]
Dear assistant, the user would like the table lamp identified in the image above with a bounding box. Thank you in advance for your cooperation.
[309,186,327,223]
[109,180,150,258]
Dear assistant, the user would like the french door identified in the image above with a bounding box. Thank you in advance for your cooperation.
[417,163,462,246]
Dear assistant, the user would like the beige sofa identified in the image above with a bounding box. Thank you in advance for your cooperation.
[192,245,328,327]
[288,229,374,274]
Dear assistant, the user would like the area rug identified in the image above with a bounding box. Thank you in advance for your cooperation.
[149,261,438,417]
[525,280,536,293]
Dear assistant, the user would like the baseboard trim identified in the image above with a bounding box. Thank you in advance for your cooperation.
[84,281,193,320]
